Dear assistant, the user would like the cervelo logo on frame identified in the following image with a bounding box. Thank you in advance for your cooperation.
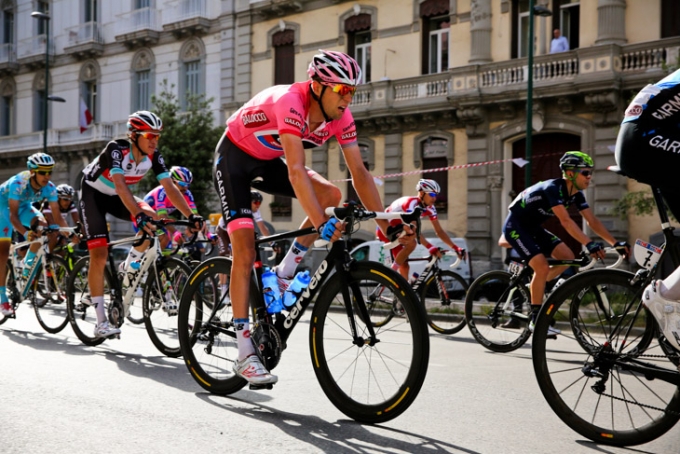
[284,259,328,329]
[242,110,269,128]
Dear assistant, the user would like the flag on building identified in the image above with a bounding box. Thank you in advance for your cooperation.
[79,97,93,133]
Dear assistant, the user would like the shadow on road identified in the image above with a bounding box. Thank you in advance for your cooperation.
[196,393,480,454]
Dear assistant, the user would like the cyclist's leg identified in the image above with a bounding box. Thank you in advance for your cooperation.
[19,206,46,275]
[0,230,11,314]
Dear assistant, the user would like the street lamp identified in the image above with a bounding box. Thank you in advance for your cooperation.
[31,11,51,154]
[524,1,552,187]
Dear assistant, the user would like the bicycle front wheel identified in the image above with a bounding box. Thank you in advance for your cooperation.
[421,270,468,334]
[533,269,680,446]
[33,256,70,334]
[66,257,110,346]
[464,270,532,352]
[143,257,192,357]
[310,262,429,424]
[178,257,248,395]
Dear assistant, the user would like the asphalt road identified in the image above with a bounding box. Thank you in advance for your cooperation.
[0,309,678,454]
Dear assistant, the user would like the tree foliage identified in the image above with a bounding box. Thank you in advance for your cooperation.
[610,190,676,222]
[135,80,223,217]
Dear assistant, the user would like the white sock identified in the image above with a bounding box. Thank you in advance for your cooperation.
[234,318,255,359]
[124,248,144,269]
[92,296,106,324]
[662,267,680,300]
[391,262,400,271]
[277,241,308,278]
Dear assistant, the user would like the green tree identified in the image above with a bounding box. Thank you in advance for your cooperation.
[135,79,223,217]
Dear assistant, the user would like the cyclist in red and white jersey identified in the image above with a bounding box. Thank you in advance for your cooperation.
[214,50,396,385]
[377,179,464,280]
[80,111,203,339]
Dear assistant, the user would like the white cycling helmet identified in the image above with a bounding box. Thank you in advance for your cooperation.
[416,179,440,194]
[56,184,75,199]
[27,152,55,171]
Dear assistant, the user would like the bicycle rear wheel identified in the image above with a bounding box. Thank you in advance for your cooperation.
[532,269,680,446]
[143,257,192,357]
[310,262,429,424]
[421,270,468,334]
[66,257,109,346]
[33,256,70,334]
[464,270,532,352]
[178,257,248,395]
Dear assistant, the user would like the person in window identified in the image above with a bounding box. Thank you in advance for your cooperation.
[550,29,569,53]
[213,50,398,385]
[500,152,629,335]
[616,68,680,350]
[376,179,465,282]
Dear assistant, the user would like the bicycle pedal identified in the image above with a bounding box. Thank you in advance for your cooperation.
[248,383,274,391]
[546,334,557,340]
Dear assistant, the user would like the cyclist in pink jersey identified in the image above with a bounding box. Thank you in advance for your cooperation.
[377,179,465,281]
[213,50,398,385]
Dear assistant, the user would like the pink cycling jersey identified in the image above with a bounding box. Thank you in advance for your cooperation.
[143,185,197,217]
[225,81,358,160]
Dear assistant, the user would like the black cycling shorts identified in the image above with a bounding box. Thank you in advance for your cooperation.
[213,133,301,229]
[616,83,680,218]
[502,213,562,261]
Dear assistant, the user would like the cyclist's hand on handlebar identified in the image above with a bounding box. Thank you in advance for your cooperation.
[188,213,204,230]
[613,240,630,258]
[428,246,443,258]
[456,248,466,261]
[318,216,343,242]
[586,241,606,260]
[135,212,157,236]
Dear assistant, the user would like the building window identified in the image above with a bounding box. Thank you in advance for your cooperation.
[179,40,204,109]
[2,1,14,46]
[0,79,13,136]
[33,72,47,132]
[273,29,294,85]
[553,0,579,50]
[84,0,97,22]
[345,143,371,203]
[132,49,153,112]
[80,61,99,122]
[661,0,680,38]
[422,138,449,214]
[36,0,49,34]
[345,13,371,83]
[420,0,449,75]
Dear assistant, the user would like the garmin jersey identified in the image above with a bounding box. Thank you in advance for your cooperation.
[42,200,77,220]
[623,69,680,123]
[82,139,170,196]
[385,196,438,227]
[508,179,589,225]
[144,185,197,217]
[0,171,58,207]
[225,81,358,160]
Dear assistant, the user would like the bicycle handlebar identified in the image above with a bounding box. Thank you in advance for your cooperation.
[580,247,626,271]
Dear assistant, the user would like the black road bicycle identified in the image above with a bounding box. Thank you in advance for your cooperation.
[178,204,430,424]
[532,167,680,446]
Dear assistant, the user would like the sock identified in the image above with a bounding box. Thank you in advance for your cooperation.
[124,248,144,269]
[0,286,7,304]
[234,317,255,359]
[530,305,542,324]
[391,262,400,271]
[92,296,106,324]
[220,284,228,295]
[277,241,308,278]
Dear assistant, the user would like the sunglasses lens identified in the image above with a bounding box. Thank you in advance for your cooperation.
[580,170,592,177]
[332,84,356,96]
[176,181,189,187]
[428,192,438,197]
[142,132,161,140]
[38,171,52,176]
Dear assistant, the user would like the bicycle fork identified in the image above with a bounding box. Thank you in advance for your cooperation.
[336,264,379,346]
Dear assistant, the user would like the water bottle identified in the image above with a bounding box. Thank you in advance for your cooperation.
[283,270,311,308]
[261,268,283,314]
[410,272,420,284]
[123,260,141,288]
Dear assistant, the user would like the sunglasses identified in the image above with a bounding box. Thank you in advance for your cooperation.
[176,180,190,188]
[36,170,52,176]
[253,200,262,205]
[578,170,593,177]
[139,131,161,140]
[426,192,438,197]
[325,83,357,97]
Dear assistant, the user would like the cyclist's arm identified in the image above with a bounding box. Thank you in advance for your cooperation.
[8,199,28,236]
[111,173,145,216]
[552,204,594,246]
[47,200,68,228]
[160,177,195,220]
[580,207,617,246]
[256,219,270,237]
[431,218,461,252]
[43,210,57,226]
[342,143,389,235]
[280,133,327,230]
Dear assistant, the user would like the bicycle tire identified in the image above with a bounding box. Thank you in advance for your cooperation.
[33,255,70,334]
[532,269,680,446]
[66,257,109,346]
[310,262,429,424]
[178,257,249,395]
[421,269,468,334]
[143,257,192,357]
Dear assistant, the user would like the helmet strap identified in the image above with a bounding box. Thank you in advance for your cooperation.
[564,170,582,193]
[310,83,333,123]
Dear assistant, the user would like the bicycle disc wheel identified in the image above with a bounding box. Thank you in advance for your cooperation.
[421,270,468,335]
[464,270,532,352]
[532,269,680,446]
[178,257,248,395]
[310,262,429,424]
[143,257,192,357]
[66,257,109,346]
[33,256,70,334]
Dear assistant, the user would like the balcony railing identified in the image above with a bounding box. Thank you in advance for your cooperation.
[17,34,54,59]
[165,0,217,23]
[116,8,162,35]
[66,21,104,46]
[0,43,17,65]
[0,122,127,154]
[394,72,451,101]
[479,52,579,88]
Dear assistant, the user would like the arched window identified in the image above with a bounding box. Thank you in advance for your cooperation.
[80,60,99,123]
[131,48,154,111]
[273,29,294,85]
[0,77,14,136]
[179,39,205,109]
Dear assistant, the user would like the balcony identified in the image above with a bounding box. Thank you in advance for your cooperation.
[0,43,19,74]
[17,35,54,68]
[115,8,162,48]
[64,21,104,59]
[163,0,216,38]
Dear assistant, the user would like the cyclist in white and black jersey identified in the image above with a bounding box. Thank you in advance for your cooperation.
[42,184,80,253]
[79,110,203,339]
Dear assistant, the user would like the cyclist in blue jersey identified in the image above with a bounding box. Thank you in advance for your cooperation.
[616,68,680,349]
[501,151,629,333]
[0,153,68,316]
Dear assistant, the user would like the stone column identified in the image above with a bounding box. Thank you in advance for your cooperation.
[384,133,403,202]
[595,0,626,45]
[488,175,504,269]
[469,0,492,64]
